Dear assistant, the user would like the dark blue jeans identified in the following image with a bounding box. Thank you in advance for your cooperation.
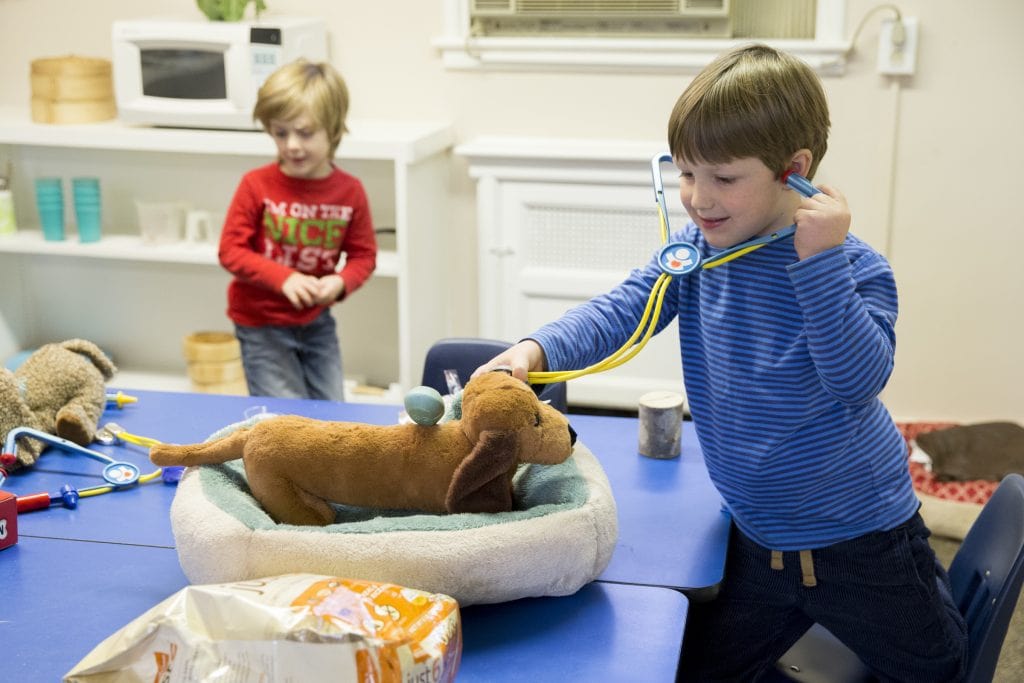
[234,309,345,401]
[679,512,967,682]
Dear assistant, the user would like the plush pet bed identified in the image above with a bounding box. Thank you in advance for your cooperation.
[168,416,618,606]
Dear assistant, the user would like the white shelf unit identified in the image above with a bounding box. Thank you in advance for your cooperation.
[0,107,453,395]
[457,135,687,410]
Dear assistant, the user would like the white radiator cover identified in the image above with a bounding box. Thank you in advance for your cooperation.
[459,136,688,410]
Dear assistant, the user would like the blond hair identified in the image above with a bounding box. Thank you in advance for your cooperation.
[253,59,350,157]
[668,44,830,179]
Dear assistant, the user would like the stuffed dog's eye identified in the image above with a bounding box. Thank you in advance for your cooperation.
[534,412,541,427]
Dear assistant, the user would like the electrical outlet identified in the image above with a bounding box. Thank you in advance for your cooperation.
[877,17,919,76]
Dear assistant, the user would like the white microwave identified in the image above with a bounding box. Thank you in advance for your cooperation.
[112,16,327,130]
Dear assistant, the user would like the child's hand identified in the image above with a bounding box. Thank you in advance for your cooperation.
[314,274,345,304]
[793,184,851,260]
[281,272,322,309]
[471,340,546,384]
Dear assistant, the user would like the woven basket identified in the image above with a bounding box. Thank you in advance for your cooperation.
[183,332,247,395]
[30,55,115,124]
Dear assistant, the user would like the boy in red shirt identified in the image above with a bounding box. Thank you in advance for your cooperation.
[219,59,376,400]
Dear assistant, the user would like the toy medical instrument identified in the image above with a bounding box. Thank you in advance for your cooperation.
[0,425,177,514]
[528,153,821,385]
[93,422,183,483]
[95,421,164,449]
[106,391,139,408]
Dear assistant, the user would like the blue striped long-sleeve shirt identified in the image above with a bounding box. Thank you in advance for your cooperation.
[531,221,918,550]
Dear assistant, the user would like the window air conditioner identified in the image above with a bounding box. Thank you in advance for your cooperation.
[469,0,732,38]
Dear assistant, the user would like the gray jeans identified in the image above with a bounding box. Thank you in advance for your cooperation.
[234,309,345,401]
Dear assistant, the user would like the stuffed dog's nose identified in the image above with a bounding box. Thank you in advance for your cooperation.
[568,423,577,446]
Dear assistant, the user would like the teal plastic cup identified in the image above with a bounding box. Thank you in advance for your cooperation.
[35,178,62,199]
[35,177,65,240]
[70,177,102,242]
[73,191,100,204]
[76,210,101,243]
[72,177,99,189]
[72,177,100,203]
[35,197,64,209]
[34,177,62,191]
[38,206,65,241]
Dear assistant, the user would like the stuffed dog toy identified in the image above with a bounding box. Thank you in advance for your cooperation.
[150,371,576,525]
[1,339,116,469]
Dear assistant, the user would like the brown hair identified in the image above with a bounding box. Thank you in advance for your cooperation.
[253,59,350,157]
[667,44,830,179]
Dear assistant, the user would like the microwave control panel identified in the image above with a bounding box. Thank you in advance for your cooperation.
[250,27,283,83]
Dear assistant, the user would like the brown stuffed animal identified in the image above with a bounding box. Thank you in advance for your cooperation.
[150,371,576,525]
[0,339,116,469]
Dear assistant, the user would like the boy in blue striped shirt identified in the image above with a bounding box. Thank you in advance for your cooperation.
[475,44,967,681]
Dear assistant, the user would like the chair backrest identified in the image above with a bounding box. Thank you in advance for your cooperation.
[948,472,1024,683]
[421,337,568,413]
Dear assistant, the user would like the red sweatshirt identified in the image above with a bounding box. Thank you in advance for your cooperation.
[219,163,377,327]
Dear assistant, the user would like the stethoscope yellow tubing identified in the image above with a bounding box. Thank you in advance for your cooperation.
[527,152,811,385]
[115,430,162,449]
[528,152,680,386]
[77,426,167,498]
[527,153,785,386]
[528,271,672,384]
[77,468,164,499]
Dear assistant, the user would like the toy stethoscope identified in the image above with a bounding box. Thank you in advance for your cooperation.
[527,152,821,385]
[0,418,180,513]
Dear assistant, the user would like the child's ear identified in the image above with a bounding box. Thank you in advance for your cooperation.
[788,149,814,178]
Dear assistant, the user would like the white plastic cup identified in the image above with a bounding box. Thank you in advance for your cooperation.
[185,210,214,243]
[136,200,187,244]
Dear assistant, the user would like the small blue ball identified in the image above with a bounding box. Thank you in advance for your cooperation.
[404,386,445,425]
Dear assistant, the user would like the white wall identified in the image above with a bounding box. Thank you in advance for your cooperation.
[1,0,1021,422]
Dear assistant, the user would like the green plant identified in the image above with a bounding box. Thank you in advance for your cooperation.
[196,0,267,22]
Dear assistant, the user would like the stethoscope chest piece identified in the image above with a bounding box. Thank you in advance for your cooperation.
[658,242,702,276]
[102,461,141,486]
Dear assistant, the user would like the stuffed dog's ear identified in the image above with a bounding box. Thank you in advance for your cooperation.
[445,430,518,514]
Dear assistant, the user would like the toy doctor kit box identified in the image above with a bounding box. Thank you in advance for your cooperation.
[0,490,17,550]
[64,573,462,682]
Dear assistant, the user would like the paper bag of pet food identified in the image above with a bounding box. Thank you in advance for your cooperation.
[64,573,461,683]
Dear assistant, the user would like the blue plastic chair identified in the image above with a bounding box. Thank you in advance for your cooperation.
[770,473,1024,682]
[421,337,568,413]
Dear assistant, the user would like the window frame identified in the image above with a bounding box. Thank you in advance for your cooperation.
[434,0,850,75]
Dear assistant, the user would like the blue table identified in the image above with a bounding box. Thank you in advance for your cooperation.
[570,413,729,599]
[2,536,189,682]
[0,389,726,681]
[3,535,687,682]
[460,582,687,681]
[5,390,729,596]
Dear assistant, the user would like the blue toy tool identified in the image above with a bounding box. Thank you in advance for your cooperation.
[0,426,176,514]
[2,427,141,487]
[652,153,822,272]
